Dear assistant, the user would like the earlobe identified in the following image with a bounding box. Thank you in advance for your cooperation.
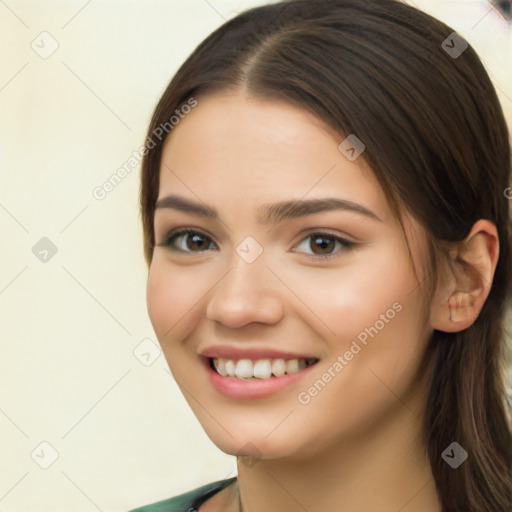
[430,220,499,334]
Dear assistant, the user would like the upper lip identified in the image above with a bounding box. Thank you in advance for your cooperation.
[199,345,318,361]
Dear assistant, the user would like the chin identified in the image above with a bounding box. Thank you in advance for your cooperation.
[200,421,310,462]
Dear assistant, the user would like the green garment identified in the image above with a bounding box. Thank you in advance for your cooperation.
[129,477,237,512]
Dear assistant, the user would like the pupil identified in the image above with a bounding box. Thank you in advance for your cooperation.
[312,236,334,254]
[188,234,208,251]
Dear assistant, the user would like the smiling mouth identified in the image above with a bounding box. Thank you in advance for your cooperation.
[209,357,319,380]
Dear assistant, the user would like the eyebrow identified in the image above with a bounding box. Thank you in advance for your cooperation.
[154,194,382,223]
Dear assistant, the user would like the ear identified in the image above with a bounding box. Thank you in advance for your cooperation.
[430,219,499,333]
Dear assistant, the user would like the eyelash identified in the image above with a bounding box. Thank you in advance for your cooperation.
[157,229,355,261]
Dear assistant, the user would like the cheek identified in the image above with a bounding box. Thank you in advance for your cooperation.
[146,257,204,341]
[296,261,428,420]
[286,243,415,342]
[284,244,429,397]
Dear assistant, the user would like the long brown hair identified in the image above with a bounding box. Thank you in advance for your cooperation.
[139,0,512,509]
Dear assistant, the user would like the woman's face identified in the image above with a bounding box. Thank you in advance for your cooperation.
[147,91,434,461]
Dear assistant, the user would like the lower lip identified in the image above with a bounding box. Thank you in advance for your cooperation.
[202,357,318,399]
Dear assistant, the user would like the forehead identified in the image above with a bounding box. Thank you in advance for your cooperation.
[158,91,389,220]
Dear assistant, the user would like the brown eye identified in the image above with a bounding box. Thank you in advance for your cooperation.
[159,230,217,252]
[310,235,335,254]
[294,233,354,260]
[185,233,212,251]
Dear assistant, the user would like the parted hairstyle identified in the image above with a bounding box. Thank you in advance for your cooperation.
[139,1,512,509]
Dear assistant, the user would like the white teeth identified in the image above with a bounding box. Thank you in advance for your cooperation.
[235,359,253,379]
[271,358,286,377]
[215,358,227,377]
[211,357,316,380]
[253,359,272,379]
[225,359,236,377]
[286,359,300,374]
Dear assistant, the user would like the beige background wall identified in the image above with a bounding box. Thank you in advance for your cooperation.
[1,1,511,511]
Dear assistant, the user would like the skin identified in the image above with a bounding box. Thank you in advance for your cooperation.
[146,90,498,512]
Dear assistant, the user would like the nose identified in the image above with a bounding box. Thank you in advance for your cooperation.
[206,254,284,329]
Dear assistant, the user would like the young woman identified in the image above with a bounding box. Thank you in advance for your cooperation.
[131,0,512,510]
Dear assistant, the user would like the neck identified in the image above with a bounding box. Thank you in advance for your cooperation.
[236,384,441,512]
